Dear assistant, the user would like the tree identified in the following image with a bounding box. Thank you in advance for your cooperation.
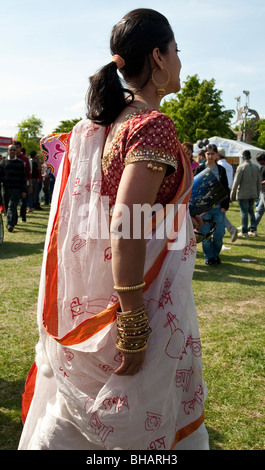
[252,119,265,150]
[16,115,44,154]
[160,74,235,143]
[53,118,82,133]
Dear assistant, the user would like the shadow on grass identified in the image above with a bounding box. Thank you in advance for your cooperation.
[194,252,265,286]
[0,240,45,259]
[207,426,226,450]
[13,226,47,234]
[0,377,25,450]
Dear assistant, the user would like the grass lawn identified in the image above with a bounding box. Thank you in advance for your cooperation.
[0,203,264,450]
[194,204,265,450]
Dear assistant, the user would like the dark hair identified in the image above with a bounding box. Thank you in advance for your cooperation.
[242,150,251,159]
[182,142,193,151]
[30,150,37,158]
[256,152,265,162]
[205,144,218,153]
[86,9,174,126]
[14,141,21,147]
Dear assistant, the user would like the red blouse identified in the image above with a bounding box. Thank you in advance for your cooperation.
[101,109,184,208]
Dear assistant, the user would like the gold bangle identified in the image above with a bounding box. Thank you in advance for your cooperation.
[114,282,146,292]
[115,304,151,353]
[115,343,148,354]
[116,309,148,327]
[117,326,151,336]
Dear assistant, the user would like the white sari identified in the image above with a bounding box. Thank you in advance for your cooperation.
[19,118,208,450]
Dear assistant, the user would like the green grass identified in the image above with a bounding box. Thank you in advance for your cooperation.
[194,204,265,450]
[0,208,46,449]
[0,203,265,450]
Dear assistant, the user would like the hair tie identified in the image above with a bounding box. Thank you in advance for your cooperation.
[112,54,125,69]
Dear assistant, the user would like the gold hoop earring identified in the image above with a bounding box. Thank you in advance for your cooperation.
[151,67,171,98]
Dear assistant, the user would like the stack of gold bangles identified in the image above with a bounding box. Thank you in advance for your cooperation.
[116,305,151,354]
[114,282,151,354]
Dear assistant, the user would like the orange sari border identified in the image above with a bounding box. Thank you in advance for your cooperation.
[170,410,205,449]
[43,136,71,338]
[21,362,38,425]
[45,303,118,346]
[145,138,193,291]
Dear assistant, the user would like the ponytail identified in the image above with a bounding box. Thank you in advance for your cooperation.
[86,9,174,126]
[86,62,134,126]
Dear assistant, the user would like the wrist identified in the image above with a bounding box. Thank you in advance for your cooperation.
[116,305,151,354]
[118,291,144,312]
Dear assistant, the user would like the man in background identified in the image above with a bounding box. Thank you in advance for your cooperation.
[217,148,237,242]
[230,150,261,238]
[14,141,32,222]
[0,144,27,232]
[255,152,265,232]
[195,144,230,266]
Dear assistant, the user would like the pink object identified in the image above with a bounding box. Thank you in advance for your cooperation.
[40,132,69,177]
[191,161,199,170]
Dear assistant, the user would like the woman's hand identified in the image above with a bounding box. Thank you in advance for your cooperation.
[114,350,146,376]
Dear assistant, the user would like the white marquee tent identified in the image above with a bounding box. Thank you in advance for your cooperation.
[194,136,264,166]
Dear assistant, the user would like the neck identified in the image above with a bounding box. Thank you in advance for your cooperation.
[206,162,216,168]
[133,89,161,110]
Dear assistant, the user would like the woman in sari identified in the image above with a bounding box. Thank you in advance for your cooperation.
[19,9,209,450]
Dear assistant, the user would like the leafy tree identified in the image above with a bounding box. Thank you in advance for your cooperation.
[252,119,265,150]
[16,115,44,154]
[160,74,235,143]
[53,118,82,133]
[16,114,43,154]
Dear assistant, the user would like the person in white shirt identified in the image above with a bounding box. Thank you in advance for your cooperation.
[217,148,238,242]
[217,148,233,188]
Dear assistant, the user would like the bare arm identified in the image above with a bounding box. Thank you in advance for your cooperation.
[111,161,167,375]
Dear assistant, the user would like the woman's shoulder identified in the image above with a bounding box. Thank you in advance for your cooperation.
[124,108,177,140]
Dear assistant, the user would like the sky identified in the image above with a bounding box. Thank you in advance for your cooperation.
[1,0,265,139]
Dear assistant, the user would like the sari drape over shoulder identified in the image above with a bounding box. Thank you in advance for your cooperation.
[19,110,206,450]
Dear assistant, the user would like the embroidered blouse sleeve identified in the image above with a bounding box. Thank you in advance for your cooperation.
[124,113,179,172]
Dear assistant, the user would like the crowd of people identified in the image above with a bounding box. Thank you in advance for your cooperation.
[1,139,263,242]
[181,141,265,267]
[0,141,55,232]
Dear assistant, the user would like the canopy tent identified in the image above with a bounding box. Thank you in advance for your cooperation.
[194,136,264,166]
